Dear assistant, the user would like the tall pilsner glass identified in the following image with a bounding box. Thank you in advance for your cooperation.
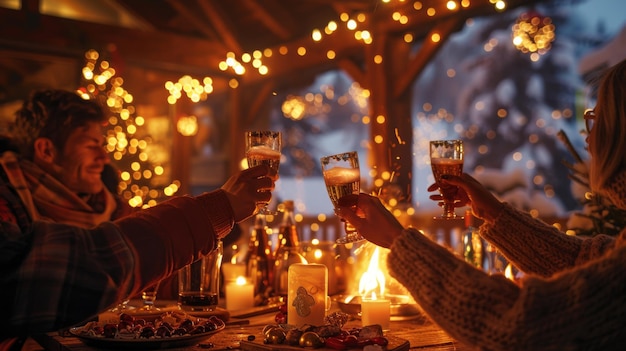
[320,151,364,244]
[245,131,281,215]
[430,140,464,219]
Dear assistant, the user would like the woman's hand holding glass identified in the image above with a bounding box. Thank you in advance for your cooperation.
[428,173,504,223]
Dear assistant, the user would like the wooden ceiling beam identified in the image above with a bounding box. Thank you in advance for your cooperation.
[0,7,230,77]
[373,0,543,35]
[337,58,366,88]
[238,28,363,88]
[165,0,221,43]
[244,81,277,126]
[0,0,545,90]
[195,0,244,55]
[241,0,294,41]
[107,0,155,30]
[238,0,541,87]
[393,16,465,98]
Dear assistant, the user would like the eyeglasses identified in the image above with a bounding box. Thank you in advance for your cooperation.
[584,108,595,134]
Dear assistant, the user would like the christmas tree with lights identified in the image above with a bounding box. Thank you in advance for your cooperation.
[78,49,179,208]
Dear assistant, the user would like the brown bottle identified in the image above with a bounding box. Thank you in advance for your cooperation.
[246,214,274,304]
[273,200,307,297]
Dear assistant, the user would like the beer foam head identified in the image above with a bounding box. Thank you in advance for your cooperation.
[323,167,360,183]
[431,158,463,165]
[247,145,281,157]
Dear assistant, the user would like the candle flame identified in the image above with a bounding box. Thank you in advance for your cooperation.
[235,276,247,285]
[358,246,386,298]
[314,249,323,259]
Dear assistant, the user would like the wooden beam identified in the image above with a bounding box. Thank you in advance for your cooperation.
[241,0,294,41]
[21,0,40,12]
[195,0,244,55]
[229,88,243,175]
[244,81,277,126]
[372,0,544,35]
[393,16,465,98]
[238,28,363,87]
[165,0,221,42]
[0,7,230,76]
[337,58,366,88]
[1,0,547,90]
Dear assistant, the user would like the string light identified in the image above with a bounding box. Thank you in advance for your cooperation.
[211,0,514,79]
[80,49,180,208]
[165,75,214,104]
[512,11,555,55]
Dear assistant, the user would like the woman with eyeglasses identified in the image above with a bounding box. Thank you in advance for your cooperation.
[337,58,626,350]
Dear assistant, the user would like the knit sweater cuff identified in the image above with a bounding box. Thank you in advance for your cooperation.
[196,189,236,241]
[479,203,583,276]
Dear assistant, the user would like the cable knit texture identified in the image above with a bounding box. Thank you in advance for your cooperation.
[388,172,626,350]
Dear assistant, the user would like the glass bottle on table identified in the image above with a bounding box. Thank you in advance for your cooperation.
[273,200,307,298]
[462,210,485,269]
[246,214,275,304]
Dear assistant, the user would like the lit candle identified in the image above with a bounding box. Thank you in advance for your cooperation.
[361,295,390,330]
[222,263,247,284]
[225,276,254,311]
[288,263,328,326]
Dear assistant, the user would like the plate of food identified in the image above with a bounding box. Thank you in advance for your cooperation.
[69,311,225,350]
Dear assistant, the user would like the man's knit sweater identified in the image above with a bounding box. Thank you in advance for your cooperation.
[388,174,626,350]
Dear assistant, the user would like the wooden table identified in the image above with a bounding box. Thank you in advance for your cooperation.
[28,303,473,351]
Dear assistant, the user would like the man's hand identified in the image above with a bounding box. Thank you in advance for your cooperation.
[221,165,275,222]
[336,194,404,248]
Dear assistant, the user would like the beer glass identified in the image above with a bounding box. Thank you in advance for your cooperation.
[320,151,363,244]
[430,139,464,219]
[245,131,281,215]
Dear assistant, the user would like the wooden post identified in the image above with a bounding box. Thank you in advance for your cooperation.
[367,32,414,203]
[228,85,243,176]
[170,101,192,195]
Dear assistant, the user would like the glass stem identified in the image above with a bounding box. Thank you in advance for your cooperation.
[442,201,456,219]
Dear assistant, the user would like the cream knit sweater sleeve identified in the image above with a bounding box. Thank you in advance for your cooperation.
[387,206,626,350]
[479,204,617,277]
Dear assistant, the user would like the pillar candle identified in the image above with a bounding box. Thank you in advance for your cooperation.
[361,297,390,330]
[222,263,247,284]
[287,263,328,326]
[225,276,254,311]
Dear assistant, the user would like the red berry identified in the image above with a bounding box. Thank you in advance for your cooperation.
[103,324,118,338]
[156,326,171,337]
[274,311,287,324]
[119,313,134,323]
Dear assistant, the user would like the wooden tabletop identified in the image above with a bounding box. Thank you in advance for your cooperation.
[28,302,473,351]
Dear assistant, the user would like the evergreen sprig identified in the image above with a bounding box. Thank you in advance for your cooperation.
[558,129,626,237]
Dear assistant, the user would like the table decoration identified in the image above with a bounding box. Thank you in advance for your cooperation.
[287,263,328,326]
[226,276,254,311]
[361,296,390,330]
